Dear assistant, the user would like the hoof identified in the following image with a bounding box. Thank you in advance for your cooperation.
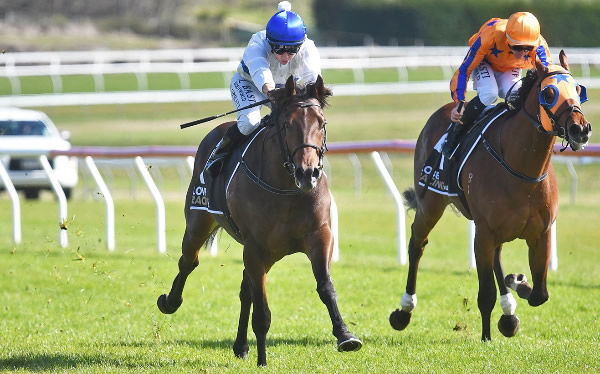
[505,274,532,299]
[497,314,520,337]
[528,291,549,307]
[337,333,362,352]
[233,342,249,359]
[156,294,182,314]
[389,309,411,331]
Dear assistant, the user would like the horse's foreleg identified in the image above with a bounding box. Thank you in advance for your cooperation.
[390,201,442,331]
[243,247,271,367]
[474,231,497,341]
[526,231,551,307]
[233,269,251,359]
[311,251,362,352]
[309,231,362,352]
[157,221,213,314]
[493,246,520,337]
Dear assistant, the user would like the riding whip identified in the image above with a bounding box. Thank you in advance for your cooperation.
[180,98,271,129]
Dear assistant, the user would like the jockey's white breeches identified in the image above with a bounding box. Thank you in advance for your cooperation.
[472,61,522,106]
[230,72,269,135]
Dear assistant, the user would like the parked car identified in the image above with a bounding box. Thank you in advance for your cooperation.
[0,107,78,199]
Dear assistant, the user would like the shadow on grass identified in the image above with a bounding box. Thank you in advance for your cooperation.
[116,335,334,350]
[0,350,247,371]
[0,336,337,371]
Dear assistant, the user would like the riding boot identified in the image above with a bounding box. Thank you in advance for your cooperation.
[204,125,246,176]
[442,96,485,159]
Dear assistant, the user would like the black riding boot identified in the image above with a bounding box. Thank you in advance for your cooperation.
[442,96,485,159]
[204,125,246,176]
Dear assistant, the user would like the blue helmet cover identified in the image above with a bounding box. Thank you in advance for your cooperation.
[266,10,306,45]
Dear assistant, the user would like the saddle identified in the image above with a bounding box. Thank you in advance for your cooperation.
[189,122,269,244]
[419,104,510,205]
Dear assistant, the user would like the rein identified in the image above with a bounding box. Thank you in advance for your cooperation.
[481,137,549,183]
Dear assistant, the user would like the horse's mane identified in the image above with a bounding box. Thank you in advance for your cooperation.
[507,69,538,111]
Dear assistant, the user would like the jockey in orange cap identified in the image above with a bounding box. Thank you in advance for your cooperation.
[443,12,552,158]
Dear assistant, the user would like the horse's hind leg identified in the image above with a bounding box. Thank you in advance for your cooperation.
[308,229,362,352]
[493,246,520,337]
[157,211,216,314]
[473,229,498,341]
[232,269,251,359]
[390,193,445,331]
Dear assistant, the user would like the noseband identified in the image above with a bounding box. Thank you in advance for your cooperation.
[275,101,327,177]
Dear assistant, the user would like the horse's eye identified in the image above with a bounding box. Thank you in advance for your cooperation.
[539,86,557,107]
[543,88,555,104]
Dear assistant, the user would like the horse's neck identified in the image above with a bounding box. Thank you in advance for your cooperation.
[252,127,298,186]
[500,99,556,177]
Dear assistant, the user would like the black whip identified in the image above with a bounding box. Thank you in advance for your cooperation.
[180,98,271,129]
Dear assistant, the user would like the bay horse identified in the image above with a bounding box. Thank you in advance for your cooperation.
[157,75,362,366]
[390,51,591,341]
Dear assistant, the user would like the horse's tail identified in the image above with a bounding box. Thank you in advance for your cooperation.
[204,228,220,250]
[403,187,417,211]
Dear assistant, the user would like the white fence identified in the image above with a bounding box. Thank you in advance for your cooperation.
[1,46,600,107]
[3,141,599,268]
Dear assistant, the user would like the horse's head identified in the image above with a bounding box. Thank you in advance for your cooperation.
[534,50,592,150]
[268,75,332,192]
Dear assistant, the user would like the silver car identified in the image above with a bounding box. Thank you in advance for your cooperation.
[0,107,78,199]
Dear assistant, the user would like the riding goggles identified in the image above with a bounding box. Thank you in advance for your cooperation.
[270,43,302,55]
[509,44,534,53]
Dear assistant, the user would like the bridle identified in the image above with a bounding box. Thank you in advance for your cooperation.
[520,70,587,150]
[275,100,327,177]
[239,98,327,195]
[484,69,586,184]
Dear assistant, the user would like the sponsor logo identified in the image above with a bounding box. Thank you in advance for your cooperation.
[190,185,209,207]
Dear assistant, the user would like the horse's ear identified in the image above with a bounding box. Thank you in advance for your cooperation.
[285,75,296,97]
[535,58,549,75]
[559,50,570,71]
[313,75,324,97]
[312,75,333,107]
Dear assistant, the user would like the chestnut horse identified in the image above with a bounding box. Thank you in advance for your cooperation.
[157,75,361,366]
[390,51,591,340]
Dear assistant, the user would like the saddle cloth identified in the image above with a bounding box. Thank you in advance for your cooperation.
[188,126,268,243]
[418,105,509,196]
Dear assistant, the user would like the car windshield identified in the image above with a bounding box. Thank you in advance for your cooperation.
[0,120,49,136]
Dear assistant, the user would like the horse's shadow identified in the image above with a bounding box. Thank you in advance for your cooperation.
[0,337,334,371]
[118,336,334,350]
[0,352,152,372]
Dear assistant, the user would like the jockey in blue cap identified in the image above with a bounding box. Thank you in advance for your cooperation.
[205,1,321,176]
